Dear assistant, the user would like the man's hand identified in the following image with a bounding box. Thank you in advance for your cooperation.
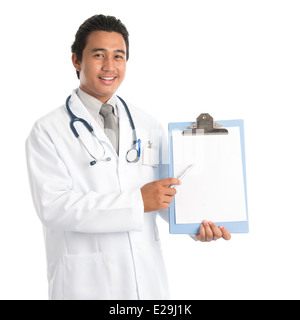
[141,178,181,212]
[196,220,231,242]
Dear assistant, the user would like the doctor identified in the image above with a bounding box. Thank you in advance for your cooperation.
[26,14,231,300]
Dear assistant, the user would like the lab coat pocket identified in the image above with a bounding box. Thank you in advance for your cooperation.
[62,252,110,300]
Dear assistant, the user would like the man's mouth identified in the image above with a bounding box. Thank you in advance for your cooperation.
[99,76,116,81]
[98,76,117,85]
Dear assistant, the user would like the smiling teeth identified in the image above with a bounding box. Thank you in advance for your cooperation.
[100,77,114,80]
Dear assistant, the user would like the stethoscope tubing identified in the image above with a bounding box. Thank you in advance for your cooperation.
[66,95,94,138]
[117,95,138,145]
[65,94,140,164]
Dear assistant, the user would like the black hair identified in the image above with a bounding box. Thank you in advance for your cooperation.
[71,14,129,79]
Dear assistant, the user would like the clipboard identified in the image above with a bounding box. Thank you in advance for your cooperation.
[168,113,249,234]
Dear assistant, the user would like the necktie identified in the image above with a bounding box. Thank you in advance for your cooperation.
[100,104,119,154]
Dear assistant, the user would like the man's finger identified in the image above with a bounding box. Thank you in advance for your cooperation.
[203,220,213,241]
[219,226,231,240]
[209,221,223,240]
[163,195,174,204]
[160,178,181,187]
[164,187,177,196]
[196,225,206,242]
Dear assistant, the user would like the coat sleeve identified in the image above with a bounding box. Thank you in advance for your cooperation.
[25,121,144,234]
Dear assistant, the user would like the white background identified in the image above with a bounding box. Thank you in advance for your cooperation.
[0,0,299,300]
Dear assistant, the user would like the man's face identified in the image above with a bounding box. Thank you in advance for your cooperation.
[72,31,127,103]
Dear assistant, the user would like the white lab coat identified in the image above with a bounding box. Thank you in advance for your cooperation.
[26,90,170,300]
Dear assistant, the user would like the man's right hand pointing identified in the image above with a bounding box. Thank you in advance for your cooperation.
[141,178,181,212]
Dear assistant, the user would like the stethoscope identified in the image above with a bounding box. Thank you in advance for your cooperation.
[66,95,140,166]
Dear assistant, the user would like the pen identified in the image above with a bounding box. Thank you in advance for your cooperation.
[170,164,195,188]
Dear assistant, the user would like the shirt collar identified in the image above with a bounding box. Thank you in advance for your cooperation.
[77,87,118,120]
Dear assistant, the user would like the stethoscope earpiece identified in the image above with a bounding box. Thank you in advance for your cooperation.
[90,157,111,166]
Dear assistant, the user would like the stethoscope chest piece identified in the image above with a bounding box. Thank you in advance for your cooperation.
[126,148,140,163]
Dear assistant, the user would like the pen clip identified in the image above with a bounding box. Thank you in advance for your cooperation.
[137,139,141,155]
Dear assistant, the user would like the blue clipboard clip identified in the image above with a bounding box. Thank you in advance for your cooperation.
[183,113,228,136]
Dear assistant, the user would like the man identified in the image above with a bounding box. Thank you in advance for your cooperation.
[26,14,231,300]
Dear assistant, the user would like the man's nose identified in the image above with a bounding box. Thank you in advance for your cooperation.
[102,57,116,72]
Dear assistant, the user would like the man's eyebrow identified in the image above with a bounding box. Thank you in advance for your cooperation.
[91,48,126,55]
[115,49,126,55]
[91,48,106,53]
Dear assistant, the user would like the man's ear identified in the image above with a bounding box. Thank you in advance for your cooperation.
[72,53,81,72]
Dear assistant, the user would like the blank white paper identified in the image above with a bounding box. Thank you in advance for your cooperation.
[172,127,247,224]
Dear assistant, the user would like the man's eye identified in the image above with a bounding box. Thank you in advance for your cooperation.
[115,55,124,59]
[94,54,104,58]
